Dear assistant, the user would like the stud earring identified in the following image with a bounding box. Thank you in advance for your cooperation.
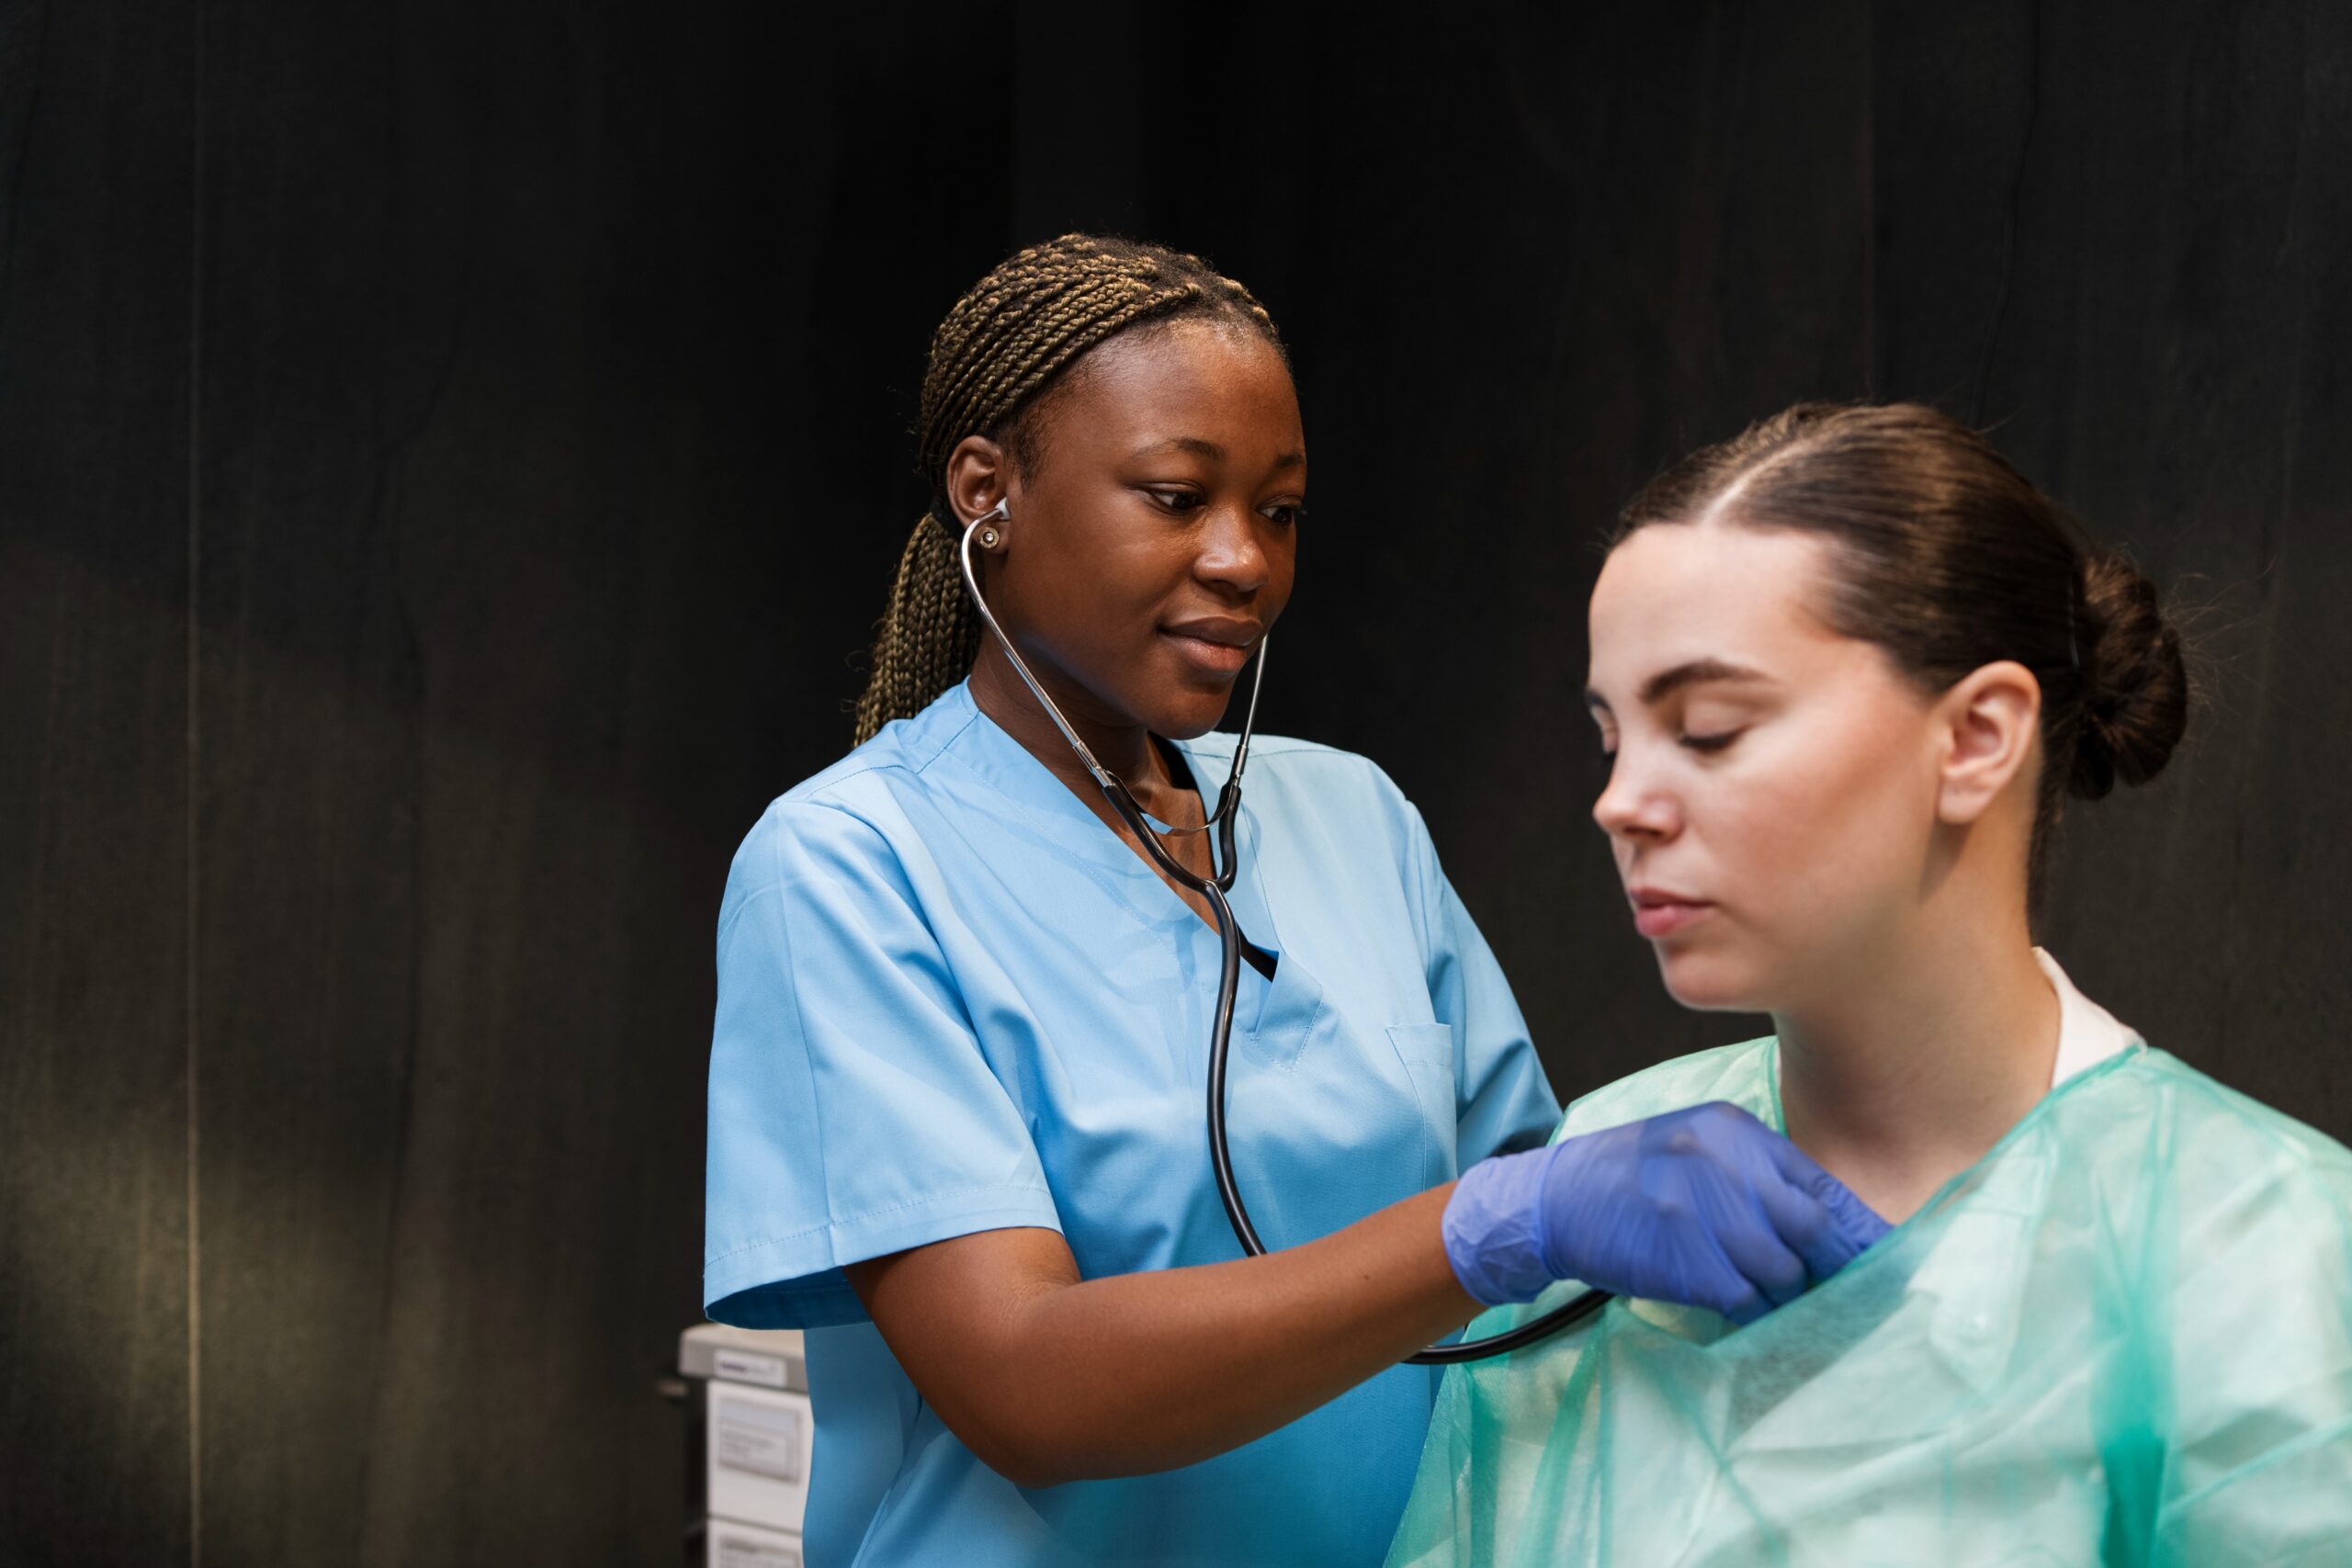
[977,525,1001,549]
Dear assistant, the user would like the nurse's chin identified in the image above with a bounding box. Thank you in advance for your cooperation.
[1148,688,1242,741]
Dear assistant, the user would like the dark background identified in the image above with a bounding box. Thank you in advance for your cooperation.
[5,1,2346,1562]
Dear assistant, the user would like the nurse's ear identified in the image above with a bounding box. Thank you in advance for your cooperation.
[944,434,1013,544]
[1931,660,2043,827]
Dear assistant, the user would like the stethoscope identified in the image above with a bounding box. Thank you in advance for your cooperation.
[956,502,1606,1363]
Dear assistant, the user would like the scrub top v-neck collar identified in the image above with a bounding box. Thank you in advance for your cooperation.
[938,681,1294,1025]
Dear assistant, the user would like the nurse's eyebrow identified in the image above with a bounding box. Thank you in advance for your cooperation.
[1130,436,1307,471]
[1584,658,1772,713]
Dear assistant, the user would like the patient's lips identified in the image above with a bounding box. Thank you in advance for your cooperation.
[1628,886,1714,940]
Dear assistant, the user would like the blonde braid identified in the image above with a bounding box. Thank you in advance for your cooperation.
[851,235,1285,744]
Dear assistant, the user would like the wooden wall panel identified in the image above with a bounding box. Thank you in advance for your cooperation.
[1871,0,2352,1135]
[0,5,197,1563]
[187,3,416,1562]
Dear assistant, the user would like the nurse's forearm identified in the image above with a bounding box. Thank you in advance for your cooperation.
[844,1185,1480,1487]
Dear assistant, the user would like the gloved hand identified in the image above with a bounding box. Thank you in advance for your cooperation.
[1442,1101,1891,1325]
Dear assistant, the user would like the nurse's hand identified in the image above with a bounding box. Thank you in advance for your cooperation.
[1442,1101,1891,1325]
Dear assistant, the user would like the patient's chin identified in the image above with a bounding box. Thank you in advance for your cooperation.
[1655,947,1765,1014]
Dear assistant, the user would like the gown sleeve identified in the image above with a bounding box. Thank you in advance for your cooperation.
[2145,1107,2352,1565]
[1403,803,1561,1164]
[702,801,1063,1330]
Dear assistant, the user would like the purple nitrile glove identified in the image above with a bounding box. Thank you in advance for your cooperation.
[1442,1100,1892,1325]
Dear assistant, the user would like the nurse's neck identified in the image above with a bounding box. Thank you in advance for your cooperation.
[1769,890,2060,1226]
[967,649,1193,817]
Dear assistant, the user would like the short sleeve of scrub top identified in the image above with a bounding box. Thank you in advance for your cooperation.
[704,681,1559,1568]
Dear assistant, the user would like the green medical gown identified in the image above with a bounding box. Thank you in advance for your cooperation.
[1386,1038,2352,1567]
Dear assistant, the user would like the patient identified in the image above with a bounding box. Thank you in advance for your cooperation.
[1388,403,2352,1566]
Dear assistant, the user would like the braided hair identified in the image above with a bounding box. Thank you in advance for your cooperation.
[852,234,1286,744]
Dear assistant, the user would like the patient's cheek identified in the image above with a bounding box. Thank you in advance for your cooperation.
[1746,717,1923,906]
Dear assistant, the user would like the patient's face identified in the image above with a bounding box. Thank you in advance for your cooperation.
[1586,521,1943,1012]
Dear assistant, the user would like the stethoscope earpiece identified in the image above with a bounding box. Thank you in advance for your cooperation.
[973,499,1008,551]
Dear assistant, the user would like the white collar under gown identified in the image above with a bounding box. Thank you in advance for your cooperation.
[1385,952,2352,1568]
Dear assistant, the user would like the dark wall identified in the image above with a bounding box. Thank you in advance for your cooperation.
[5,3,2346,1562]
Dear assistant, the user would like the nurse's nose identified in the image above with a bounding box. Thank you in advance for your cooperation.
[1194,505,1272,597]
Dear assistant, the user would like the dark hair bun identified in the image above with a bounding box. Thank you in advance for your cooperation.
[2070,552,2188,799]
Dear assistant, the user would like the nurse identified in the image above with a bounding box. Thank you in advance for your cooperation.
[704,236,1888,1568]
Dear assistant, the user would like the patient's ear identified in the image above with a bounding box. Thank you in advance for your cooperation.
[1934,661,2042,826]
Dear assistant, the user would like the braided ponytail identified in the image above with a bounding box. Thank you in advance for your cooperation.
[850,519,985,748]
[851,234,1285,744]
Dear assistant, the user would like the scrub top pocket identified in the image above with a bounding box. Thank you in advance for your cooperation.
[1388,1022,1461,1186]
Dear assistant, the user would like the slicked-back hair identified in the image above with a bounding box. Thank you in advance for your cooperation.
[1613,401,2188,908]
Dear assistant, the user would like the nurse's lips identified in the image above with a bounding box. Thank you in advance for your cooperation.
[1160,615,1261,676]
[1628,886,1714,939]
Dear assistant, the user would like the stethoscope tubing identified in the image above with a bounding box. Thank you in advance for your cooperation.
[955,509,1605,1362]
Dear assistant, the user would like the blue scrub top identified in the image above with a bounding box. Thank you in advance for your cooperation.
[704,681,1558,1568]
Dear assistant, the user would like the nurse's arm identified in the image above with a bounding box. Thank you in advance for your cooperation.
[842,1185,1476,1488]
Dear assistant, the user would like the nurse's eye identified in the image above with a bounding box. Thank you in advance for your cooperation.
[1261,502,1306,527]
[1146,487,1205,514]
[1680,730,1743,754]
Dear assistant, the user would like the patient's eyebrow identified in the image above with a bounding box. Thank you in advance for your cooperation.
[1585,658,1772,712]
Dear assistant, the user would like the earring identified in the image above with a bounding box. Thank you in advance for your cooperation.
[977,525,1001,549]
[975,499,1008,550]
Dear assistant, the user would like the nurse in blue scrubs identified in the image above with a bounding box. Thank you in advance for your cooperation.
[703,235,1885,1567]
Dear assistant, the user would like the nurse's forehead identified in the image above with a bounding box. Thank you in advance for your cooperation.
[1080,321,1296,423]
[1587,523,1838,695]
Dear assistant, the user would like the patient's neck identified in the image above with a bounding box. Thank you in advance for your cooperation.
[1772,901,2059,1226]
